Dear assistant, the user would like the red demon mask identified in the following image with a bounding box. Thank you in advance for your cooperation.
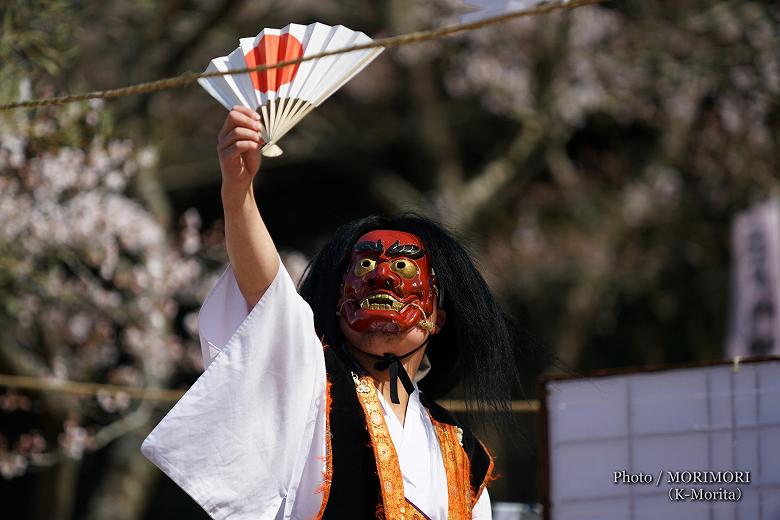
[338,230,437,333]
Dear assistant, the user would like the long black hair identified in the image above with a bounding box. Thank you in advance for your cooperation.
[299,214,536,423]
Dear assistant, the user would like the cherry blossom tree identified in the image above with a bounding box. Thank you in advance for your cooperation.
[0,89,217,519]
[2,0,779,515]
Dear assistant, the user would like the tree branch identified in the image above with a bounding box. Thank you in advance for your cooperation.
[368,171,427,215]
[452,119,544,232]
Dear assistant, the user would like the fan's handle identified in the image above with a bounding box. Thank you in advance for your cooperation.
[260,143,283,157]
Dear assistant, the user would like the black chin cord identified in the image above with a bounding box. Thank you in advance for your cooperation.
[356,339,429,404]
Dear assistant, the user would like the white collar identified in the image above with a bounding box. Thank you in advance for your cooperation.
[413,353,431,383]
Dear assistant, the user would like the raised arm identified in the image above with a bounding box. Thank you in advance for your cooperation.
[141,107,327,520]
[217,106,279,308]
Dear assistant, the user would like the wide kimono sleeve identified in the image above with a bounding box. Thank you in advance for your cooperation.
[141,262,327,520]
[472,488,492,519]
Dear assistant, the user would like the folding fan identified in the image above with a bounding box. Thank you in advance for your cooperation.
[198,23,384,157]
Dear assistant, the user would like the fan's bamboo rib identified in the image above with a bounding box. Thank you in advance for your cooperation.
[268,97,277,137]
[274,97,283,135]
[276,97,287,137]
[265,97,273,136]
[272,99,311,142]
[273,97,298,138]
[276,95,296,133]
[0,0,603,111]
[272,98,301,139]
[269,103,316,145]
[273,98,311,139]
[264,95,304,142]
[259,104,272,142]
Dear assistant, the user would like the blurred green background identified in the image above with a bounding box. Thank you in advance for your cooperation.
[1,0,778,518]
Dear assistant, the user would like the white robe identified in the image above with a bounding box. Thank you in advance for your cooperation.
[141,262,492,519]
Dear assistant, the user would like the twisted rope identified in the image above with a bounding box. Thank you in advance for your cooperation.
[0,373,540,411]
[0,373,185,402]
[0,0,603,111]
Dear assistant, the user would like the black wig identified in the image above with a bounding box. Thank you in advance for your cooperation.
[298,214,532,421]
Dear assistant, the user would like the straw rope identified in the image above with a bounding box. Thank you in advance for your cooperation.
[0,374,185,402]
[0,0,603,111]
[0,373,540,411]
[0,0,594,414]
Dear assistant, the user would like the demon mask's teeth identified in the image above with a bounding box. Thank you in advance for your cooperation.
[359,294,405,311]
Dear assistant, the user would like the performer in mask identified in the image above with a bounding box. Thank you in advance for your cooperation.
[142,107,526,519]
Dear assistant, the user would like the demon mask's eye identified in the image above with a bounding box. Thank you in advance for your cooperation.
[354,257,377,277]
[390,259,418,279]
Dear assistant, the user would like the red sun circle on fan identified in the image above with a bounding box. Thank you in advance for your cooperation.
[244,33,304,93]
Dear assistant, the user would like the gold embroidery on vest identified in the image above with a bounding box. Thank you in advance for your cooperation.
[314,378,333,520]
[351,372,408,520]
[431,419,473,519]
[473,440,496,507]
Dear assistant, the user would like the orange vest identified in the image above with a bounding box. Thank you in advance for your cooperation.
[317,347,494,519]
